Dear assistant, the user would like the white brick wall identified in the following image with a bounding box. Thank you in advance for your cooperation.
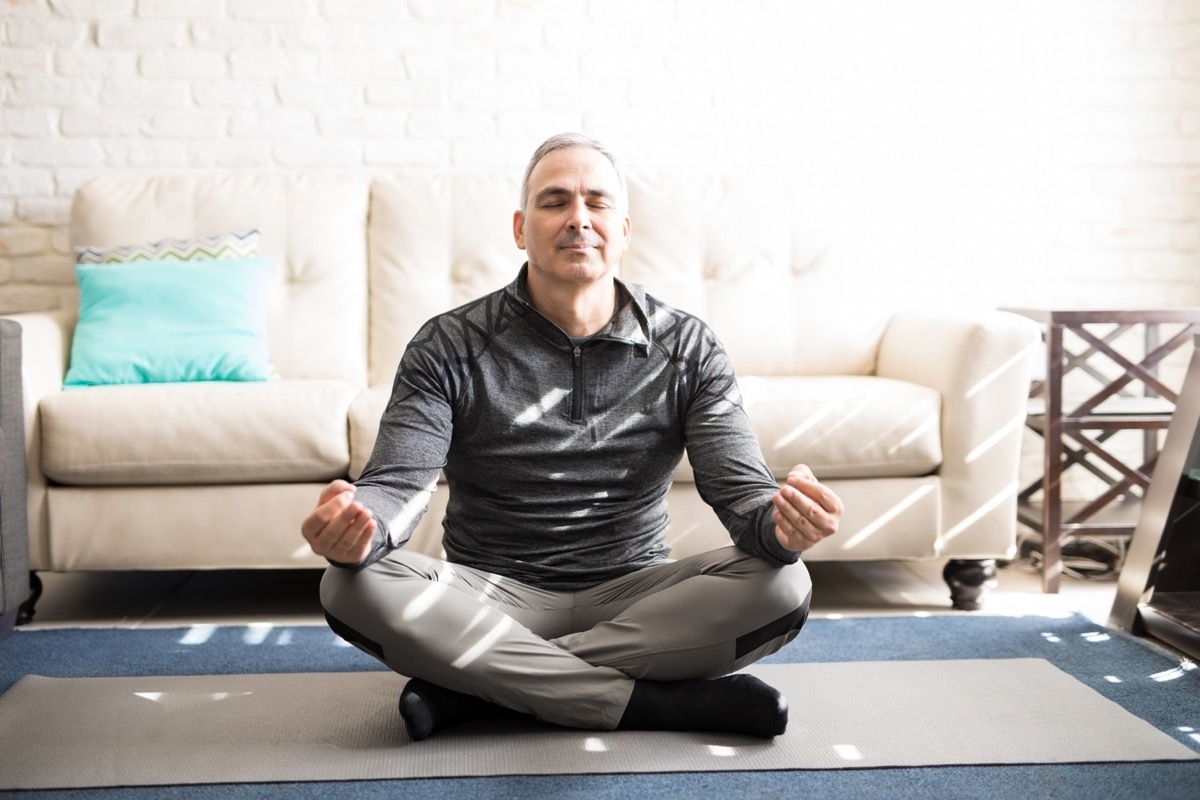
[1,0,1198,315]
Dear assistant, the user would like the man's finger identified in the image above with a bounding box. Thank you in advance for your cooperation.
[786,473,842,515]
[327,514,376,562]
[319,479,355,505]
[301,491,350,540]
[787,464,816,482]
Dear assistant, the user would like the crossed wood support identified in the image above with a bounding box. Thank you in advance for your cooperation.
[1014,309,1200,593]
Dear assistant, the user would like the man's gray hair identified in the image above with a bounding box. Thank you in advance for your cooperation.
[519,132,628,212]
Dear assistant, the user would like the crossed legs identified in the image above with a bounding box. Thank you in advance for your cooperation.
[320,545,812,736]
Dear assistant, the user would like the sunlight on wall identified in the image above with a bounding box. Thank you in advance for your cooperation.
[649,1,1073,308]
[642,0,1197,310]
[1,0,1196,314]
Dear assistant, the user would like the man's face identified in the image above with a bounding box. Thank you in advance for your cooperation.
[513,146,631,289]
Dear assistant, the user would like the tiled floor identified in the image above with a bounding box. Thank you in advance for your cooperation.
[20,557,1121,631]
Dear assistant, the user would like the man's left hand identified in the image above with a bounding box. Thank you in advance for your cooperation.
[772,464,844,553]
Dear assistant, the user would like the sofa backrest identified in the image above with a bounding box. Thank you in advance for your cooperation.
[69,171,891,390]
[70,174,371,385]
[367,171,890,386]
[368,173,522,387]
[622,173,888,377]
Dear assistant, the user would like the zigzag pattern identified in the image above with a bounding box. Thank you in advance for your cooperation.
[75,229,261,264]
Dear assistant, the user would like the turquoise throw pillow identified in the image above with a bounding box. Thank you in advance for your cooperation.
[64,257,273,387]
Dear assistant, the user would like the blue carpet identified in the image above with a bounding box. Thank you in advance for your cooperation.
[2,612,1199,799]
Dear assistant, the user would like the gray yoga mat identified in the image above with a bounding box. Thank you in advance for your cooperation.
[0,659,1194,789]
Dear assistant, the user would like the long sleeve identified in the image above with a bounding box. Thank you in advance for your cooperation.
[680,326,799,566]
[340,325,456,568]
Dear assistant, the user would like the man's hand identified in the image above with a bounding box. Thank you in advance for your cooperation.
[772,464,843,553]
[301,479,377,565]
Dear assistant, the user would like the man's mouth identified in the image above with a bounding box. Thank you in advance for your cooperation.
[558,237,598,250]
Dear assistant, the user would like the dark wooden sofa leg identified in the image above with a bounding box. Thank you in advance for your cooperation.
[943,559,997,611]
[16,571,42,626]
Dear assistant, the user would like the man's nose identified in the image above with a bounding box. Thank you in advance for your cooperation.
[566,199,592,229]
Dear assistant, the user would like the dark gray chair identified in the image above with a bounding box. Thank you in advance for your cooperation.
[0,318,31,638]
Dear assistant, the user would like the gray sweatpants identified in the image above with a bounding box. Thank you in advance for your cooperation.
[319,545,812,730]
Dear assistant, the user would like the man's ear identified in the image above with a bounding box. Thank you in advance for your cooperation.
[622,214,632,247]
[513,210,526,250]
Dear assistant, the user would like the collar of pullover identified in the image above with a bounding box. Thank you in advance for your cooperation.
[507,263,652,353]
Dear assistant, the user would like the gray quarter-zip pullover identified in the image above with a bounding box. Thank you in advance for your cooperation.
[350,264,798,589]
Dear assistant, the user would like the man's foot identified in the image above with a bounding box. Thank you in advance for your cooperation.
[399,678,508,741]
[617,673,789,738]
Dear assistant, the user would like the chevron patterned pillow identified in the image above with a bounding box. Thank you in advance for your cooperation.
[74,229,261,264]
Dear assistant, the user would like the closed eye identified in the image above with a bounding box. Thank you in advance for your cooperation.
[533,187,619,210]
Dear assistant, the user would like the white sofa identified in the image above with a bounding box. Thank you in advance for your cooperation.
[2,172,1040,618]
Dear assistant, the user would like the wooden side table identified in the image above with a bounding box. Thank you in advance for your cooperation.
[1009,309,1200,593]
[1109,333,1200,660]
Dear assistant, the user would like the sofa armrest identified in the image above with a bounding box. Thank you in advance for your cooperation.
[876,309,1040,557]
[0,319,30,632]
[0,311,75,570]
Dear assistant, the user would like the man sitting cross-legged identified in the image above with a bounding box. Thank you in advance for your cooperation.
[301,132,843,741]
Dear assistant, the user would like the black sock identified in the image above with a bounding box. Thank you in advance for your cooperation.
[398,678,508,741]
[617,674,789,738]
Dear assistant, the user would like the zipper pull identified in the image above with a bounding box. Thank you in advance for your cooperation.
[570,346,584,423]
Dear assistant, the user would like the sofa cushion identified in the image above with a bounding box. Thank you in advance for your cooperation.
[350,375,941,486]
[368,174,525,387]
[677,375,942,481]
[40,380,358,485]
[64,258,273,387]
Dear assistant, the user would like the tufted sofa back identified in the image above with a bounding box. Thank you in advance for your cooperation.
[621,174,889,377]
[367,173,522,387]
[70,171,894,390]
[367,172,893,387]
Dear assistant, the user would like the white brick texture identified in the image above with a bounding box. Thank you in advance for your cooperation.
[0,0,1198,314]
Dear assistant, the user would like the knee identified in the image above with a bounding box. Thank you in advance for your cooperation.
[732,560,812,663]
[318,564,357,617]
[319,565,382,638]
[756,556,813,618]
[774,559,813,625]
[782,558,813,606]
[757,559,813,646]
[709,547,812,618]
[319,567,387,661]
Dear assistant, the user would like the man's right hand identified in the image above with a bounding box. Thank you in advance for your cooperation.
[301,479,377,565]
